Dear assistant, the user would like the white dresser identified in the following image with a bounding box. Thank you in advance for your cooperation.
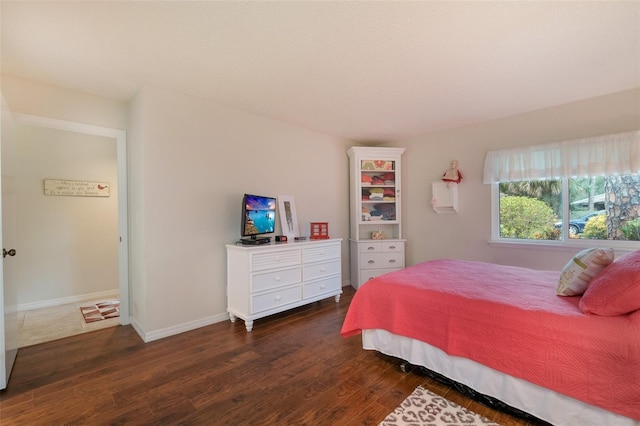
[226,238,342,331]
[350,240,404,288]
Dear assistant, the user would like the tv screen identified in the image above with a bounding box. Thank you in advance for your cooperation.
[241,194,276,240]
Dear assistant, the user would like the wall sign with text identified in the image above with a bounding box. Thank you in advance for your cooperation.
[44,179,110,197]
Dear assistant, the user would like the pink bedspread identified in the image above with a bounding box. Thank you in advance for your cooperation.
[341,259,640,421]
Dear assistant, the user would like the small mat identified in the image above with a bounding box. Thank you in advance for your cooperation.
[80,300,120,323]
[379,386,499,426]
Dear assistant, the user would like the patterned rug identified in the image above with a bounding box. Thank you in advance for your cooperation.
[80,300,120,323]
[379,386,499,426]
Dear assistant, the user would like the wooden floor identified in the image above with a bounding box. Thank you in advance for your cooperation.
[0,286,543,425]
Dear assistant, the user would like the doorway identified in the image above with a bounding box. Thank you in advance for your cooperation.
[12,114,129,345]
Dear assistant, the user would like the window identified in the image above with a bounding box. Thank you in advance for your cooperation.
[485,130,640,246]
[497,175,640,242]
[498,179,562,240]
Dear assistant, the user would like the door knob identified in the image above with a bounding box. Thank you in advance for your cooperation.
[3,249,16,258]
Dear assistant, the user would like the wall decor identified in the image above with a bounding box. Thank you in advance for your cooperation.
[432,181,458,213]
[442,160,463,186]
[44,179,110,197]
[277,195,300,239]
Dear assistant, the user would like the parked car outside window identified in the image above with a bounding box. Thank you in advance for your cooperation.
[554,210,605,235]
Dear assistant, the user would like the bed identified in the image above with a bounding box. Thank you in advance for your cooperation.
[341,252,640,426]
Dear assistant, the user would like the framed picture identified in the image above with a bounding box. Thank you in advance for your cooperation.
[278,195,300,239]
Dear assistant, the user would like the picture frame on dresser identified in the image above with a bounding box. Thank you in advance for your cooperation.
[277,194,300,240]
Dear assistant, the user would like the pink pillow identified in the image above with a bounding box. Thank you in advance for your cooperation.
[579,250,640,316]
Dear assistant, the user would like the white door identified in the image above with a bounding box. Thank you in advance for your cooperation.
[0,94,19,390]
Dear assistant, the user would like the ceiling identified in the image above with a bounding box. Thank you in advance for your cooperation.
[2,1,639,142]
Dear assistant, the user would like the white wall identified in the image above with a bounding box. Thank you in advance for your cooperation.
[128,85,352,338]
[1,75,128,130]
[5,74,639,340]
[2,76,353,341]
[2,76,127,309]
[14,124,119,305]
[398,88,640,270]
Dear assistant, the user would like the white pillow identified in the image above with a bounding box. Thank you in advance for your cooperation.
[556,247,614,296]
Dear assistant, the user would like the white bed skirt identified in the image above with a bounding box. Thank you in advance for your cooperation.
[362,329,639,426]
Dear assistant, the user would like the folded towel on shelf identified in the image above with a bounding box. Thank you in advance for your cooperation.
[369,188,384,200]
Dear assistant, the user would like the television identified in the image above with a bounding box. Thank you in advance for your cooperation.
[240,193,277,244]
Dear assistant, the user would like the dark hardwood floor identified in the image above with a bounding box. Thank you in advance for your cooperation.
[0,286,540,425]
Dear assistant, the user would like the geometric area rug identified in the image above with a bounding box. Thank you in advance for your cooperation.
[80,300,120,323]
[379,386,500,426]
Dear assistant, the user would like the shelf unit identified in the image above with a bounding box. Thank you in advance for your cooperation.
[347,146,406,289]
[432,181,459,213]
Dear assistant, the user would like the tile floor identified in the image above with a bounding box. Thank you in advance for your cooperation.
[18,294,120,347]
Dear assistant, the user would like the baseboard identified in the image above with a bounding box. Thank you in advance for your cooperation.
[133,313,230,343]
[17,289,119,312]
[135,282,350,343]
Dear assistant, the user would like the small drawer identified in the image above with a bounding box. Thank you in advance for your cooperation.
[360,252,404,270]
[380,241,404,252]
[251,249,301,272]
[359,242,381,253]
[252,267,301,292]
[303,276,341,299]
[359,267,402,287]
[303,243,340,263]
[251,286,301,314]
[358,241,404,253]
[303,260,341,281]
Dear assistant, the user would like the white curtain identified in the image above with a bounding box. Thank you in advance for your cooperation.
[483,130,640,183]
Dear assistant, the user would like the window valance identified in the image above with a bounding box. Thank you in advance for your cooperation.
[483,130,640,183]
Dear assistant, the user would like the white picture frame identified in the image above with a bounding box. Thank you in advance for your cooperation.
[278,195,300,239]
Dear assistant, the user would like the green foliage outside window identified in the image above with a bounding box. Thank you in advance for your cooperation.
[620,218,640,241]
[497,175,640,242]
[499,196,558,239]
[583,215,607,240]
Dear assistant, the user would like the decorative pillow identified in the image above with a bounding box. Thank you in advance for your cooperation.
[579,250,640,316]
[556,247,614,296]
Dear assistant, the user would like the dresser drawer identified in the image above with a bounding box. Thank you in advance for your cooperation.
[251,249,301,272]
[358,241,404,253]
[252,267,301,292]
[302,243,340,263]
[358,268,402,287]
[380,241,403,252]
[303,260,341,281]
[360,252,404,270]
[303,276,341,299]
[251,286,301,314]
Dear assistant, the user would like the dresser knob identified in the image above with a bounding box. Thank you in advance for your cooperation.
[389,259,396,264]
[320,267,326,272]
[389,245,396,250]
[368,260,375,264]
[275,296,281,301]
[320,285,326,289]
[275,276,281,281]
[367,246,375,250]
